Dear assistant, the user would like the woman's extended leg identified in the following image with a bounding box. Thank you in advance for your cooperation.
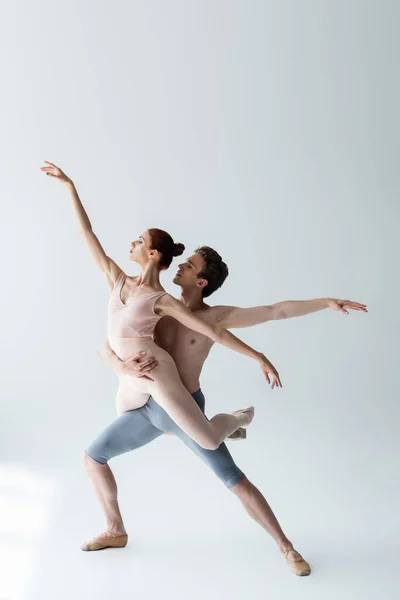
[148,359,254,450]
[110,338,254,450]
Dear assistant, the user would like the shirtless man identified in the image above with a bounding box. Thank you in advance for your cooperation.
[83,246,367,576]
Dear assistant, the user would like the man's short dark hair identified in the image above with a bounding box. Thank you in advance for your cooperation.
[195,246,229,298]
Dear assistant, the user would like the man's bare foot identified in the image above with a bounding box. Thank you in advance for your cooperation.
[81,530,128,552]
[281,547,311,576]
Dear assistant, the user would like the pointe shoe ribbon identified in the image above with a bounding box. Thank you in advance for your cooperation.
[282,548,311,576]
[81,533,128,552]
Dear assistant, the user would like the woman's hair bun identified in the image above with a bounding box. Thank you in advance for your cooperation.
[173,242,185,257]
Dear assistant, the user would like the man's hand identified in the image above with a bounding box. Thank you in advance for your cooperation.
[120,352,159,381]
[99,340,158,381]
[258,354,283,389]
[326,298,368,315]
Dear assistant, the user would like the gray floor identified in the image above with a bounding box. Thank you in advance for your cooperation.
[2,435,397,600]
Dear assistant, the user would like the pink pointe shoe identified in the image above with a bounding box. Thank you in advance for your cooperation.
[232,406,255,426]
[228,407,255,440]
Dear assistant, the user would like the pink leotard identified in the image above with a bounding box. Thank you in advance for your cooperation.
[108,271,167,340]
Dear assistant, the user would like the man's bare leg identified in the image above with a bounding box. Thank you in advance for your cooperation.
[81,454,128,550]
[230,476,311,575]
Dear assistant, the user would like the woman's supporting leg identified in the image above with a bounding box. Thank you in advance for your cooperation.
[82,408,163,551]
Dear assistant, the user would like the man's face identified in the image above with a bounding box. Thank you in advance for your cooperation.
[173,253,207,292]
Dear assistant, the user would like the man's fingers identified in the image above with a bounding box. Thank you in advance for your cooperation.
[139,364,157,374]
[273,372,282,388]
[344,301,367,311]
[139,358,157,368]
[138,365,158,374]
[138,359,158,371]
[128,352,146,361]
[349,302,366,307]
[349,304,367,311]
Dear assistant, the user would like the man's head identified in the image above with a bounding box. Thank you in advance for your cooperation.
[173,246,229,298]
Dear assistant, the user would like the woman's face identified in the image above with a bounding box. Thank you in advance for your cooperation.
[129,230,154,264]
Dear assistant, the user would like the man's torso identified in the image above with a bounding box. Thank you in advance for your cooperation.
[154,306,220,393]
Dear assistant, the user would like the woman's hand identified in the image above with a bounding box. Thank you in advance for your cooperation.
[258,354,282,389]
[40,161,72,185]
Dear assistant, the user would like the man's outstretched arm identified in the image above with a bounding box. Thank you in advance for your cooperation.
[213,298,367,329]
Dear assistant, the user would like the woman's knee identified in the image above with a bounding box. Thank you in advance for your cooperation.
[202,437,220,451]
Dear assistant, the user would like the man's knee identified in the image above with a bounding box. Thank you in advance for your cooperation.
[83,451,106,470]
[229,475,250,494]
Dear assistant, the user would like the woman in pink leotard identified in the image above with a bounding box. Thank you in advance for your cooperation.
[41,161,282,450]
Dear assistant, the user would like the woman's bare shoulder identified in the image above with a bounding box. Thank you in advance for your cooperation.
[105,268,128,292]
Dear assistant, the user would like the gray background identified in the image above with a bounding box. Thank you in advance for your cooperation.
[0,1,398,599]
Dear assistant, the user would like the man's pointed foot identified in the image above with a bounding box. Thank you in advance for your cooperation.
[282,548,311,576]
[81,532,128,551]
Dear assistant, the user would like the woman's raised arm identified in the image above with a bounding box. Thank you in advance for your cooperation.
[41,161,122,288]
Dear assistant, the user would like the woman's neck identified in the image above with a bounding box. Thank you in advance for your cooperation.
[137,260,163,289]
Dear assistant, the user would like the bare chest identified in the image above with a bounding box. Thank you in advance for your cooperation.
[155,315,214,359]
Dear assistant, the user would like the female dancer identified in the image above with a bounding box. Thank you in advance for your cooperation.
[40,161,282,450]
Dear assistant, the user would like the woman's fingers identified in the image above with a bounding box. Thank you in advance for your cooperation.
[41,166,58,177]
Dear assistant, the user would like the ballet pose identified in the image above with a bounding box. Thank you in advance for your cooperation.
[41,160,282,451]
[81,243,367,574]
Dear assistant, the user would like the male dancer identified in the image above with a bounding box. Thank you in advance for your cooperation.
[83,246,367,576]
